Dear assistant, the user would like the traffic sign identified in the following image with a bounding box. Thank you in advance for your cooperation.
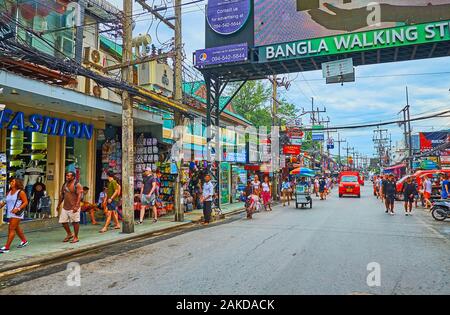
[312,134,324,141]
[327,138,334,149]
[322,58,354,79]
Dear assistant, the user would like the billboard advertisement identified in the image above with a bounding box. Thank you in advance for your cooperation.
[254,0,450,47]
[419,132,449,152]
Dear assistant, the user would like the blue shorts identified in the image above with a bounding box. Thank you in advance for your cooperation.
[106,201,118,212]
[141,194,156,206]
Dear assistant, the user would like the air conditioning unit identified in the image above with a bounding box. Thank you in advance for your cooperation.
[83,47,106,71]
[138,61,174,97]
[76,76,107,99]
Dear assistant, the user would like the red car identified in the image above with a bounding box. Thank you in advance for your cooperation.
[339,175,361,198]
[338,171,364,185]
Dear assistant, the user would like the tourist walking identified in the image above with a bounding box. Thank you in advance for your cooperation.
[261,176,272,211]
[319,177,327,200]
[281,178,291,206]
[137,167,158,225]
[402,176,417,216]
[422,175,433,209]
[0,178,29,253]
[57,171,83,243]
[382,174,397,215]
[99,171,121,233]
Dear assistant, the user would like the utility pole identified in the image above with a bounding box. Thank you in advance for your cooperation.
[399,89,413,173]
[138,0,184,221]
[373,126,389,171]
[121,0,134,233]
[344,144,354,170]
[301,99,326,125]
[174,0,184,222]
[271,75,278,201]
[406,87,413,172]
[268,75,289,201]
[336,133,346,171]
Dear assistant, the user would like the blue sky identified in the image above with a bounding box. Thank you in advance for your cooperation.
[109,0,450,158]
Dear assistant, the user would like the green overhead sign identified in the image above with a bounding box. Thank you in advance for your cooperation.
[259,20,450,63]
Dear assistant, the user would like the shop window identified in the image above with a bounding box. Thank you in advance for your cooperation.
[65,137,88,186]
[6,129,48,220]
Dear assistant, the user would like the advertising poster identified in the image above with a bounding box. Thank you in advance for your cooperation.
[419,132,449,152]
[220,162,231,205]
[254,0,450,46]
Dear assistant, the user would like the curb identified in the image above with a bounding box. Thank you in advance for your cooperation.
[0,207,247,277]
[0,221,193,276]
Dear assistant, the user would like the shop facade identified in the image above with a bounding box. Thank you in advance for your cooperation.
[0,103,100,223]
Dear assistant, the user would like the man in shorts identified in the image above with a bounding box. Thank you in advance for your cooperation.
[138,167,158,224]
[402,176,417,216]
[382,174,397,215]
[422,175,433,209]
[57,171,83,243]
[100,171,121,233]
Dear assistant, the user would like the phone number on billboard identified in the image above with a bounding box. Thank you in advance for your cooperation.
[213,21,243,29]
[211,53,246,62]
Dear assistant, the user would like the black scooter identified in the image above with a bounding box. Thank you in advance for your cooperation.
[431,200,450,221]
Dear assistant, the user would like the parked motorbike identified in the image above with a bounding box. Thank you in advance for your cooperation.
[431,200,450,221]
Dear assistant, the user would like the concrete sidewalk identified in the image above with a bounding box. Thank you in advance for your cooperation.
[0,202,245,274]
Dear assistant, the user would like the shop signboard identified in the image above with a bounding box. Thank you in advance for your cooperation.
[291,138,303,145]
[0,109,94,140]
[207,0,251,35]
[420,159,439,170]
[195,43,248,67]
[441,156,450,169]
[283,145,301,155]
[420,132,449,152]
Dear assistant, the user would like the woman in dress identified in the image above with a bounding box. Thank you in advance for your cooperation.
[261,176,273,211]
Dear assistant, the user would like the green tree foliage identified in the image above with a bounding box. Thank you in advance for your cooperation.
[230,81,297,128]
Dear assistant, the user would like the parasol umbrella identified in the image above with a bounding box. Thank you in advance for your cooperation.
[290,167,315,177]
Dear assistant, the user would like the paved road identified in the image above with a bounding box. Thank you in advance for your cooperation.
[2,184,450,295]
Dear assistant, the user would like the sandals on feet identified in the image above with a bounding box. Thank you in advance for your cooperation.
[63,235,74,242]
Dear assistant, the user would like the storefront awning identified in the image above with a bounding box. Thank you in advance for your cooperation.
[0,70,163,128]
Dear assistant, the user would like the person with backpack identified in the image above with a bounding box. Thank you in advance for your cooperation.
[99,171,121,233]
[0,178,29,253]
[56,171,83,243]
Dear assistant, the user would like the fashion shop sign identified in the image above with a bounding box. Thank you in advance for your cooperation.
[0,109,94,140]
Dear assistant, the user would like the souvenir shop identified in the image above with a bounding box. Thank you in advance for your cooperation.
[96,124,174,216]
[0,104,99,223]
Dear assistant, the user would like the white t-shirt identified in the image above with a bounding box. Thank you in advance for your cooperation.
[251,180,261,192]
[424,180,432,193]
[262,182,270,192]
